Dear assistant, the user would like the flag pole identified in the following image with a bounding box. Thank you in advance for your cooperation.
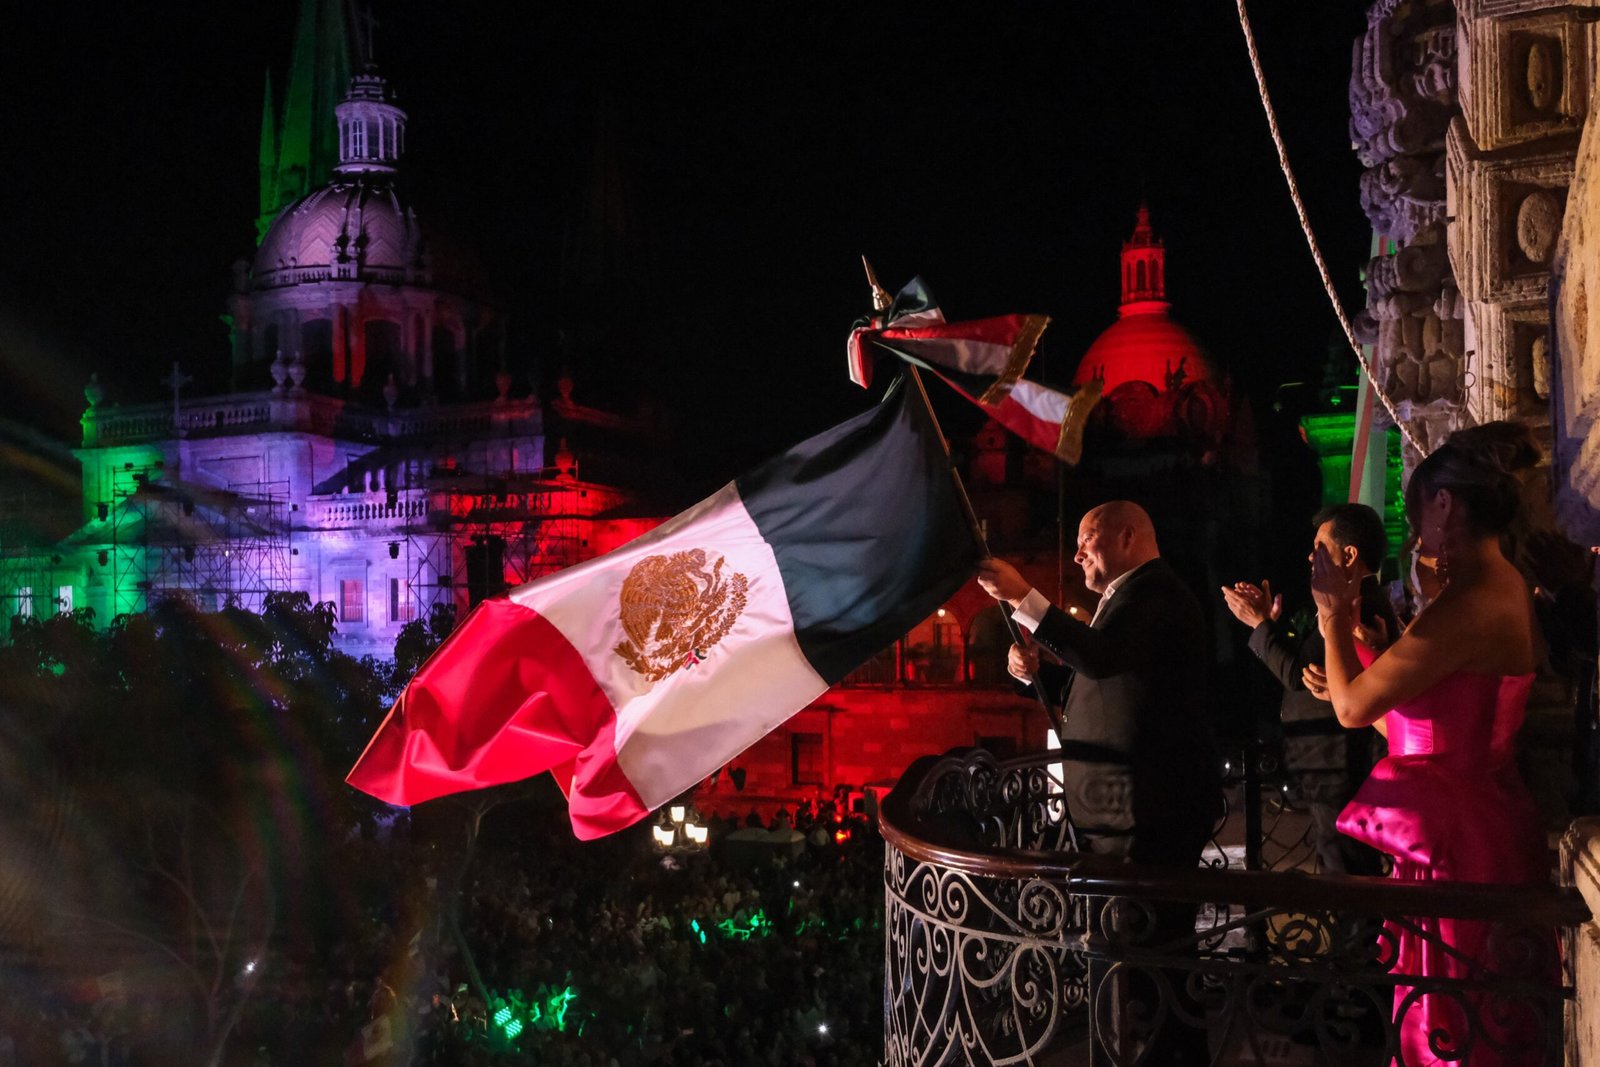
[862,258,1062,736]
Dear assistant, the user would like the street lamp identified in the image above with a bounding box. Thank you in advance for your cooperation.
[654,803,708,852]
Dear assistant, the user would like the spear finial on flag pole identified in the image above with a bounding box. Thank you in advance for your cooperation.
[862,256,892,313]
[858,258,1066,745]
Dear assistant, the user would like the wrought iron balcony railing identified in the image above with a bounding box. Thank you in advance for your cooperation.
[879,748,1588,1066]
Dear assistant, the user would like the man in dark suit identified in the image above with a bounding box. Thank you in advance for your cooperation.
[979,501,1220,1067]
[977,500,1221,866]
[1223,502,1399,874]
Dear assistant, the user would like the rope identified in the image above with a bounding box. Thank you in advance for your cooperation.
[1235,0,1427,455]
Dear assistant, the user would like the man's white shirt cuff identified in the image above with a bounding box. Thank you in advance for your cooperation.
[1011,588,1051,632]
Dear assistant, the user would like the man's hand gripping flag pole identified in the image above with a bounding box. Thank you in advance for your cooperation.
[859,257,1063,740]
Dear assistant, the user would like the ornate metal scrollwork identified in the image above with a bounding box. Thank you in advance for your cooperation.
[883,748,1578,1067]
[884,844,1087,1066]
[910,748,1075,852]
[1078,893,1564,1067]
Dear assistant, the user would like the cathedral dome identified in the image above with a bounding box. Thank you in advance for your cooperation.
[252,176,487,299]
[251,67,488,300]
[1074,308,1213,393]
[1072,205,1213,393]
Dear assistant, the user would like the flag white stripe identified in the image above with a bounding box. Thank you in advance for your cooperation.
[509,482,826,810]
[1008,379,1072,424]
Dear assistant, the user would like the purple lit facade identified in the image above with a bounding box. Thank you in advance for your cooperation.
[13,26,656,659]
[4,3,1043,804]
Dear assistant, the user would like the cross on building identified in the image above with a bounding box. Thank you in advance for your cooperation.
[356,4,379,67]
[162,361,194,432]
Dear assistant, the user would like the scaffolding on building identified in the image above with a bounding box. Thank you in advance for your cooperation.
[387,469,599,623]
[0,483,85,625]
[0,544,70,625]
[76,476,293,617]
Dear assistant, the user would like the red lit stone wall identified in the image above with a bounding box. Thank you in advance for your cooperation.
[696,678,1047,819]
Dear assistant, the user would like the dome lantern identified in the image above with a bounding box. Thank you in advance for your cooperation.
[334,68,405,175]
[1120,202,1166,308]
[1073,204,1214,396]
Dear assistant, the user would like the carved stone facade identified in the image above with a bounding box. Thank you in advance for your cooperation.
[1353,0,1593,473]
[1552,34,1600,544]
[1452,0,1592,476]
[1351,0,1465,459]
[1562,817,1600,1065]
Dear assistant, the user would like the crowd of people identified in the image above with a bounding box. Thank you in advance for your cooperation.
[1,799,888,1066]
[322,803,882,1067]
[408,803,883,1067]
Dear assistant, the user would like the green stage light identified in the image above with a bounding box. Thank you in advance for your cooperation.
[546,987,577,1030]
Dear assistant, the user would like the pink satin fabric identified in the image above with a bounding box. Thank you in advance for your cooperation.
[1337,666,1553,1067]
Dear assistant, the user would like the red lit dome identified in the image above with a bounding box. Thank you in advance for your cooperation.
[1072,204,1213,393]
[1074,310,1213,393]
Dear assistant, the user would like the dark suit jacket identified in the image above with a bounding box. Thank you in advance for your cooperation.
[1030,558,1220,858]
[1246,575,1398,783]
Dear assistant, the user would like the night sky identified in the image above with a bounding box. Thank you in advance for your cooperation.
[0,1,1372,500]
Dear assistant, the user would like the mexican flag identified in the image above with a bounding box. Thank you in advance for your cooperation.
[346,381,980,839]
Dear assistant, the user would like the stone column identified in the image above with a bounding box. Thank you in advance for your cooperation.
[1350,0,1463,463]
[333,304,348,384]
[1450,0,1592,471]
[1552,94,1600,543]
[1562,818,1600,1066]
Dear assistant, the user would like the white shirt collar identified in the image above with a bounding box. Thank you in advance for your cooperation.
[1090,559,1154,623]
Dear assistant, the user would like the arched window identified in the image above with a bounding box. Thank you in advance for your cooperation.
[1136,261,1147,293]
[431,324,460,401]
[301,318,333,389]
[904,609,963,684]
[965,605,1013,686]
[362,319,403,395]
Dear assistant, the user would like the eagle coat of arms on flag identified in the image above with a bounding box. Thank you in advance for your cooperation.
[613,549,748,682]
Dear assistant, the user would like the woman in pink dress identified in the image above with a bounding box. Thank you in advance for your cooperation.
[1310,421,1555,1067]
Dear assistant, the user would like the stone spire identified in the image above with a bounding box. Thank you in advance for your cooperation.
[256,0,351,242]
[1118,203,1168,308]
[258,69,277,202]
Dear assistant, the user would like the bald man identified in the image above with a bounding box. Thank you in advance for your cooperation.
[978,502,1221,866]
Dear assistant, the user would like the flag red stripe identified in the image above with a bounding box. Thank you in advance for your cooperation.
[567,738,652,840]
[926,371,1061,455]
[847,328,872,389]
[876,313,1034,348]
[345,599,637,816]
[989,393,1063,454]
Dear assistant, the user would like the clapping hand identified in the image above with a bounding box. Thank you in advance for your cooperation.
[1221,580,1280,629]
[1310,542,1360,626]
[1302,662,1330,701]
